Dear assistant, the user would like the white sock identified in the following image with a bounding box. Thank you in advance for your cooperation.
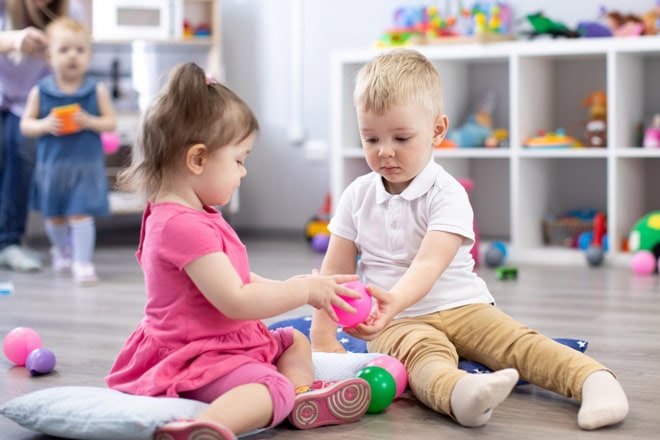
[450,368,519,427]
[578,370,628,430]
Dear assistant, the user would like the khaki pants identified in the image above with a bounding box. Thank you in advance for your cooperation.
[367,303,608,417]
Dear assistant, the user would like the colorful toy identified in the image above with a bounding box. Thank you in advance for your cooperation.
[495,265,517,280]
[25,348,56,376]
[365,355,408,398]
[305,193,331,242]
[524,12,579,39]
[101,131,121,155]
[524,128,578,149]
[355,365,397,413]
[310,233,330,253]
[485,241,507,268]
[446,91,494,148]
[643,114,660,148]
[585,212,607,267]
[3,327,43,366]
[332,280,372,328]
[628,211,660,275]
[50,103,81,135]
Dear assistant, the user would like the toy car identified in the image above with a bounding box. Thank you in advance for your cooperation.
[496,266,518,280]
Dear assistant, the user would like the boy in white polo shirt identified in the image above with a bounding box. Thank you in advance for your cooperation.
[310,48,628,430]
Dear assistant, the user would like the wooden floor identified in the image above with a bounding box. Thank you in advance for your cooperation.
[1,232,659,439]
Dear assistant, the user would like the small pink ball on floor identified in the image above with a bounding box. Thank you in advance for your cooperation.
[3,327,43,366]
[631,250,656,275]
[366,355,408,398]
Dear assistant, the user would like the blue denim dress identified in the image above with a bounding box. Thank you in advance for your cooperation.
[30,76,110,218]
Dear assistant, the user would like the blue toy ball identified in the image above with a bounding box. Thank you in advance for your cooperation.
[485,241,507,268]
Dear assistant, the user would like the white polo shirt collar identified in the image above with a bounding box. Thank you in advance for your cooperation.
[375,159,440,204]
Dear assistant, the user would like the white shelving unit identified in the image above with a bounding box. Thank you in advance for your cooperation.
[330,37,660,267]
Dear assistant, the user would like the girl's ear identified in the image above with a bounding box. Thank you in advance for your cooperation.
[186,144,208,175]
[433,114,449,146]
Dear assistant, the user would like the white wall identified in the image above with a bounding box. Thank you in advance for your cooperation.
[221,0,655,232]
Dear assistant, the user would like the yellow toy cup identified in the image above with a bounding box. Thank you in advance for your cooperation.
[51,103,81,135]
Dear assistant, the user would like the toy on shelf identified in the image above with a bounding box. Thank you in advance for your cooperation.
[376,2,515,48]
[542,209,598,248]
[582,90,607,148]
[523,12,580,39]
[628,211,660,275]
[524,128,578,149]
[643,114,660,148]
[446,91,500,148]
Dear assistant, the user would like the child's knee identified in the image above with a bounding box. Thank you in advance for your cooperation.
[260,372,296,427]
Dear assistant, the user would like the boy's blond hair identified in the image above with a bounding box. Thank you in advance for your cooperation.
[354,49,444,116]
[45,16,90,41]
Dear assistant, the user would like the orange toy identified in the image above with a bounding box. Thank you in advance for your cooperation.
[51,103,81,135]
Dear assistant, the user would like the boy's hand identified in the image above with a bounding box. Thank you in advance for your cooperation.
[344,285,397,341]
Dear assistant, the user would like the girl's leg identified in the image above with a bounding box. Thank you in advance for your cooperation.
[273,328,370,429]
[44,217,71,274]
[181,363,295,434]
[367,316,518,427]
[444,303,628,429]
[69,215,97,284]
[274,329,314,390]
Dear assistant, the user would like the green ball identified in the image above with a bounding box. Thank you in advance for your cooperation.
[356,366,396,413]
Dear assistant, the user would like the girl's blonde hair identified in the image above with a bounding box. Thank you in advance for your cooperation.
[45,16,90,40]
[5,0,69,30]
[118,62,259,200]
[354,48,444,116]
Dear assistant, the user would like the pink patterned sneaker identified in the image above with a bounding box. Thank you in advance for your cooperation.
[153,419,236,440]
[289,378,371,430]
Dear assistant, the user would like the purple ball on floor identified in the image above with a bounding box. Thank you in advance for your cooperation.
[311,234,330,253]
[25,348,56,376]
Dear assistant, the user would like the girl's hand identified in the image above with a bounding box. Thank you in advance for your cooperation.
[344,285,398,341]
[74,110,91,130]
[304,274,360,322]
[41,114,62,136]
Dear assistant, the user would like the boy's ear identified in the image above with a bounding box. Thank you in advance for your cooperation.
[433,114,449,144]
[185,144,208,175]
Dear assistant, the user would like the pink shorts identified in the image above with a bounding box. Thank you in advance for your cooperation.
[180,327,296,428]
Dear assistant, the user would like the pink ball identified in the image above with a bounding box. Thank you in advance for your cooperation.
[366,355,408,398]
[101,131,121,155]
[3,327,43,366]
[332,280,372,328]
[631,251,656,275]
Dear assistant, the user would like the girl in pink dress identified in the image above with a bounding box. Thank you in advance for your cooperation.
[105,63,371,440]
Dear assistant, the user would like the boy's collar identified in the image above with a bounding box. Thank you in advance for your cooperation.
[376,159,439,204]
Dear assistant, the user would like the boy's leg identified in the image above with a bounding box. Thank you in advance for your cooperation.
[445,303,628,429]
[367,316,518,427]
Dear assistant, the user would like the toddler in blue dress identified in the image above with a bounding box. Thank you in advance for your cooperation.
[20,16,116,285]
